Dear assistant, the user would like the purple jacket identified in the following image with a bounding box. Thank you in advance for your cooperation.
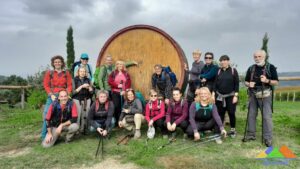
[166,99,188,125]
[189,102,224,133]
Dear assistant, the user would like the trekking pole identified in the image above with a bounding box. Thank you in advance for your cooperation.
[101,134,104,159]
[95,134,102,158]
[83,98,87,134]
[157,137,176,150]
[117,133,133,145]
[242,91,251,142]
[173,135,221,153]
[261,85,264,145]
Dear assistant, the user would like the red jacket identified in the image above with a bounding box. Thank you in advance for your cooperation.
[145,100,165,122]
[46,101,78,127]
[43,70,72,94]
[108,70,131,93]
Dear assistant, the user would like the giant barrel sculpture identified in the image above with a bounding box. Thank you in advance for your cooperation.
[96,25,188,99]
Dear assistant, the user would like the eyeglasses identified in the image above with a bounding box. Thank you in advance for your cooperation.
[204,57,213,60]
[150,95,157,97]
[81,58,89,61]
[254,55,262,58]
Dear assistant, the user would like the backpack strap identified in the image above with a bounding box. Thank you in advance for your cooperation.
[250,64,256,82]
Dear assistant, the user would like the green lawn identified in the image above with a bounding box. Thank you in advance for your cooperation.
[0,102,299,169]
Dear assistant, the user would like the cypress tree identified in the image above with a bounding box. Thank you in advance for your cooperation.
[261,33,269,62]
[66,26,75,70]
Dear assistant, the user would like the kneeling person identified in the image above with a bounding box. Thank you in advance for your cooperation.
[119,88,145,139]
[187,87,227,144]
[42,90,79,148]
[166,87,189,139]
[88,90,115,137]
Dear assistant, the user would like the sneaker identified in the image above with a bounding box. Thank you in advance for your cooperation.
[242,135,256,142]
[134,129,141,139]
[215,137,223,144]
[265,140,272,147]
[163,135,168,139]
[229,128,236,138]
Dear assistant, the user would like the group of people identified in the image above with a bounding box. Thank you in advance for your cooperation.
[41,49,278,148]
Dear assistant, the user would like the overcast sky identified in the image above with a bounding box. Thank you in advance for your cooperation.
[1,0,299,77]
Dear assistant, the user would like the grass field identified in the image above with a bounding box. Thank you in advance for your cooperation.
[0,102,299,169]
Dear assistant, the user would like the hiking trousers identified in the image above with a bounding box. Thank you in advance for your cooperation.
[42,123,79,148]
[246,92,273,141]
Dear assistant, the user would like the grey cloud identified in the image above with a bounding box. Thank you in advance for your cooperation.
[22,0,94,19]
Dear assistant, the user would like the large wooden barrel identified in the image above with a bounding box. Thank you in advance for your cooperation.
[96,25,188,98]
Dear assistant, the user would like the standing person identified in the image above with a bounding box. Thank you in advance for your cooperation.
[118,88,145,139]
[200,52,219,92]
[42,90,79,148]
[94,55,138,96]
[213,55,239,138]
[243,50,278,147]
[186,87,227,144]
[73,53,94,83]
[72,67,94,134]
[108,60,131,123]
[151,64,173,105]
[145,89,168,138]
[165,87,189,139]
[88,90,115,137]
[42,55,72,140]
[184,49,205,107]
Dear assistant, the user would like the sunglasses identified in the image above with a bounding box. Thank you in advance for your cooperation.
[81,58,89,61]
[150,95,157,97]
[126,88,134,92]
[205,57,213,60]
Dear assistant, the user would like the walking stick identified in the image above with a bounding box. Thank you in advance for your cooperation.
[261,85,264,145]
[172,134,221,153]
[83,98,87,134]
[95,134,103,158]
[242,90,251,142]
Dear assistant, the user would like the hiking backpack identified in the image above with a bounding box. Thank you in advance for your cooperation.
[72,61,92,78]
[162,66,178,86]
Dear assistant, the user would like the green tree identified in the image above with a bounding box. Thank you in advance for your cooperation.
[66,26,75,70]
[0,75,28,105]
[261,33,270,62]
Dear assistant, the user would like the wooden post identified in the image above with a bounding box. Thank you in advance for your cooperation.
[287,92,289,102]
[21,88,25,109]
[293,92,296,102]
[280,92,282,102]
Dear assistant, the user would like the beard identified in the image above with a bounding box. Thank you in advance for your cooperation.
[255,60,265,66]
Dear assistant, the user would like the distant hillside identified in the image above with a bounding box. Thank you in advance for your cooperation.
[278,72,300,77]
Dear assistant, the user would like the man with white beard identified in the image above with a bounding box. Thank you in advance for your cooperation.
[243,50,278,147]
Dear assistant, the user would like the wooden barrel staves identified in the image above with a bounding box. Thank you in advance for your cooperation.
[96,24,188,98]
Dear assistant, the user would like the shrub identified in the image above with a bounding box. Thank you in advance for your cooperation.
[238,87,248,111]
[27,89,47,109]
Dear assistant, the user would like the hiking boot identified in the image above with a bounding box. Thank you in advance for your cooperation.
[183,133,188,140]
[229,128,236,138]
[242,135,256,142]
[215,137,223,144]
[265,140,272,147]
[163,135,168,139]
[169,132,176,141]
[134,129,141,139]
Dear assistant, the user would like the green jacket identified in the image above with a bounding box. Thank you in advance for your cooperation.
[94,61,136,90]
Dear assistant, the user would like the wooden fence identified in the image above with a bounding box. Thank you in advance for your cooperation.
[275,77,300,102]
[0,85,32,109]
